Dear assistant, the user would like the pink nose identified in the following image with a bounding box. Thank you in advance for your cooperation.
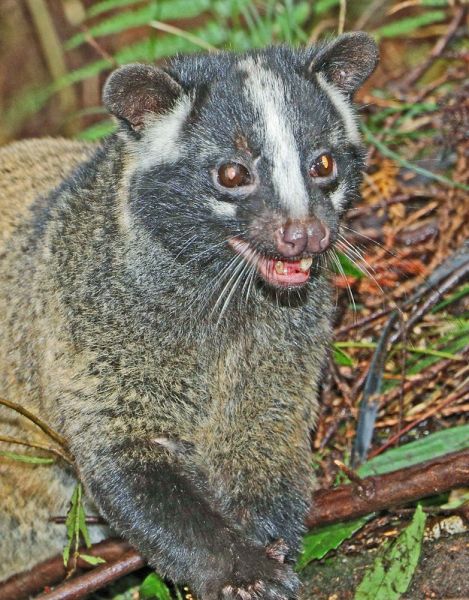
[274,219,330,258]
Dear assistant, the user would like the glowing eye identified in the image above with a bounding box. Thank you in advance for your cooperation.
[218,162,252,188]
[309,152,335,178]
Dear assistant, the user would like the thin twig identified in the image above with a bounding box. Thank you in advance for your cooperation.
[395,314,407,448]
[0,434,73,465]
[362,123,469,192]
[2,449,469,599]
[369,385,469,459]
[402,6,467,88]
[25,0,77,133]
[354,0,388,29]
[149,20,217,52]
[379,357,455,409]
[336,306,393,336]
[390,259,469,344]
[0,397,68,449]
[79,25,117,66]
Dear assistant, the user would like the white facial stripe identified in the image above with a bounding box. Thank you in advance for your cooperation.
[316,73,361,146]
[136,95,192,169]
[329,181,347,210]
[207,198,237,218]
[240,58,309,219]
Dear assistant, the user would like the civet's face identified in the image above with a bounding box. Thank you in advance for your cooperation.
[104,36,378,293]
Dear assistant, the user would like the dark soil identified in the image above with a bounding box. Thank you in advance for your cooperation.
[301,533,469,600]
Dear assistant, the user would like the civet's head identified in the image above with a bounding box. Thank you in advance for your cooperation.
[103,34,378,294]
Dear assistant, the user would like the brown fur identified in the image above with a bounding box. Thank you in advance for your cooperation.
[0,139,102,578]
[0,138,95,243]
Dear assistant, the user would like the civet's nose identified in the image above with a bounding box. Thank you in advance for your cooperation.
[274,219,330,258]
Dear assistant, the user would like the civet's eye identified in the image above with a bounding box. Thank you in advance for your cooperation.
[218,162,252,188]
[309,152,335,178]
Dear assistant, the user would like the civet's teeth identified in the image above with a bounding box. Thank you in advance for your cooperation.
[275,260,286,275]
[299,257,313,272]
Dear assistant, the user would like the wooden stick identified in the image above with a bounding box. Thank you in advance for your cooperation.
[38,551,145,600]
[0,539,133,600]
[306,449,469,528]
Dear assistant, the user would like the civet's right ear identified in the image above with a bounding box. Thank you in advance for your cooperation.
[103,64,183,132]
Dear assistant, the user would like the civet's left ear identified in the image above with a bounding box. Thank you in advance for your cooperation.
[306,32,379,95]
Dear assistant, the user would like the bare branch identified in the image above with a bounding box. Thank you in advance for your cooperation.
[0,397,68,449]
[307,449,469,528]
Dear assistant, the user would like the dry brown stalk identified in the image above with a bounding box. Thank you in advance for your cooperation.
[370,385,469,458]
[0,434,73,465]
[0,539,133,600]
[0,397,69,450]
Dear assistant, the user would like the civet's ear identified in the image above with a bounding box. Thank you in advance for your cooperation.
[307,32,379,95]
[103,63,183,132]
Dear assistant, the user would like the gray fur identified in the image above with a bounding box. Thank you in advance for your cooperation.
[0,36,378,598]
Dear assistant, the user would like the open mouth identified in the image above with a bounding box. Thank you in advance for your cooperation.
[228,238,313,288]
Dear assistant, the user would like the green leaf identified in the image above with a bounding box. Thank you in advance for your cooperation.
[121,22,226,61]
[362,123,469,192]
[441,490,469,510]
[76,120,116,141]
[406,324,469,375]
[140,572,172,600]
[334,251,365,279]
[79,554,106,566]
[63,483,92,566]
[298,517,370,570]
[333,345,355,367]
[54,60,113,90]
[354,505,426,599]
[376,11,447,39]
[276,2,310,44]
[68,1,211,49]
[87,0,145,18]
[358,425,469,478]
[0,450,54,464]
[432,284,469,313]
[4,85,56,137]
[174,585,185,600]
[313,0,340,15]
[421,0,449,6]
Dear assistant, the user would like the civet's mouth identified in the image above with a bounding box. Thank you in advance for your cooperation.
[228,238,313,288]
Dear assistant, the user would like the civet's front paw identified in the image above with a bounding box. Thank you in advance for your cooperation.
[265,539,290,564]
[204,541,300,600]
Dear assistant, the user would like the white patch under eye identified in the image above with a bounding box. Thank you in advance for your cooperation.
[240,58,309,219]
[316,73,361,146]
[329,181,348,209]
[207,198,237,218]
[136,95,192,169]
